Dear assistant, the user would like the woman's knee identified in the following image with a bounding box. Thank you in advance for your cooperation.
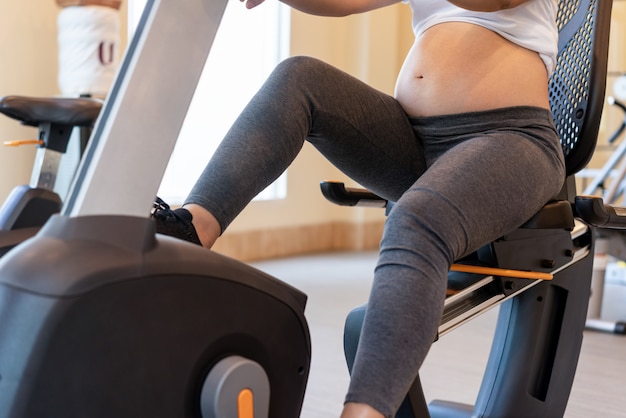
[268,56,350,98]
[274,55,327,75]
[270,56,328,87]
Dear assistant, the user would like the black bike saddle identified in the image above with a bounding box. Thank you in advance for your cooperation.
[0,95,102,127]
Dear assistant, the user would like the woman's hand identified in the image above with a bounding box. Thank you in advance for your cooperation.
[242,0,265,9]
[446,0,529,12]
[241,0,401,16]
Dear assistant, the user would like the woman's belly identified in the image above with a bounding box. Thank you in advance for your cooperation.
[395,22,551,117]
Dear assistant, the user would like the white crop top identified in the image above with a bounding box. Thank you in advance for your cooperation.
[402,0,559,75]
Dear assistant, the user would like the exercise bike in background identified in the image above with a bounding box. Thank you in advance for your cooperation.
[0,95,102,256]
[581,81,626,203]
[576,77,626,335]
[0,1,119,257]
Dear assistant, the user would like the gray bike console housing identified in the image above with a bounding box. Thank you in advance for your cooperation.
[0,215,311,418]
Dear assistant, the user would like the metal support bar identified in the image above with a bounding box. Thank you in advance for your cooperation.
[63,0,228,218]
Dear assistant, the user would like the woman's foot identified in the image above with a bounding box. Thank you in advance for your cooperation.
[151,197,203,246]
[151,198,220,248]
[340,402,385,418]
[182,203,221,248]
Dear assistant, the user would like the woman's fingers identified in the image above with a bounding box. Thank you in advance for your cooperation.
[243,0,266,9]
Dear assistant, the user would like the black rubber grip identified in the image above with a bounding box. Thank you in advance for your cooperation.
[575,196,626,229]
[320,181,386,207]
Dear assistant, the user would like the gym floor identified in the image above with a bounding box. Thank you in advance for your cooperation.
[251,251,626,418]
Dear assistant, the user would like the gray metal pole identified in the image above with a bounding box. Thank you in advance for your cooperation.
[63,0,228,218]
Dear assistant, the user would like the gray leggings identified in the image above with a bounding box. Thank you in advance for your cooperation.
[186,56,566,417]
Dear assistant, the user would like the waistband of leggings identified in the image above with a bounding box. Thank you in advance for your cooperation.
[408,106,556,137]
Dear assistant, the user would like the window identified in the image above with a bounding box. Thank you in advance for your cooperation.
[128,0,289,204]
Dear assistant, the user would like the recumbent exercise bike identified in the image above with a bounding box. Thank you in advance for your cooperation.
[0,0,620,416]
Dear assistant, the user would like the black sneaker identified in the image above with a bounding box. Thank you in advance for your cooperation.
[151,197,202,246]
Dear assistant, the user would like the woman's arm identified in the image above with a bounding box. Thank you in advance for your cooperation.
[444,0,532,12]
[242,0,401,16]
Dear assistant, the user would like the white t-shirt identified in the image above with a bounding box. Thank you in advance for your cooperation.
[403,0,559,75]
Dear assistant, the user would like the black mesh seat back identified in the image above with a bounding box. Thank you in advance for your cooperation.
[550,0,612,176]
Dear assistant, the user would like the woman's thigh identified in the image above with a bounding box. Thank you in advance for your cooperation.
[287,57,427,201]
[391,128,565,261]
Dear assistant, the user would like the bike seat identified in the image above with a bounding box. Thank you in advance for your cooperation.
[0,95,102,127]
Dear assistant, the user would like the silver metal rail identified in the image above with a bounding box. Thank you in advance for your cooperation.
[439,220,591,336]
